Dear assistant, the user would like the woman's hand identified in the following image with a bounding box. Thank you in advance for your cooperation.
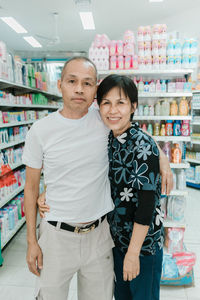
[123,249,140,281]
[159,151,173,195]
[37,192,50,218]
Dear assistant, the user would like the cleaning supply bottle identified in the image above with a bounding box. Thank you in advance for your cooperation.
[179,97,189,116]
[171,143,182,163]
[138,77,144,92]
[161,80,167,92]
[170,100,178,116]
[156,80,161,93]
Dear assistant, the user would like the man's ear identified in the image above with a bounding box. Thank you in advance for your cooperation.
[57,79,61,93]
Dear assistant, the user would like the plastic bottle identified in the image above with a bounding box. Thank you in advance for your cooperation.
[165,120,173,136]
[171,144,182,163]
[142,123,147,131]
[179,97,189,116]
[162,142,171,162]
[143,105,149,116]
[161,99,170,115]
[149,80,156,93]
[138,77,144,92]
[173,121,181,136]
[154,123,160,136]
[160,124,166,136]
[144,82,149,93]
[177,170,186,190]
[156,80,161,92]
[155,101,161,116]
[170,100,178,116]
[161,80,167,92]
[181,120,190,136]
[147,123,153,135]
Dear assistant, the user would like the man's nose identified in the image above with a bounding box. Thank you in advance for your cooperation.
[75,82,83,93]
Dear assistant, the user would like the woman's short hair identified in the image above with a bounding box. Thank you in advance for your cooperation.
[97,74,138,107]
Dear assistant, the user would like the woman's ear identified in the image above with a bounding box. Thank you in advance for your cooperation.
[131,102,137,113]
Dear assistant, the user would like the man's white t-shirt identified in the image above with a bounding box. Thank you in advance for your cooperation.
[22,107,114,223]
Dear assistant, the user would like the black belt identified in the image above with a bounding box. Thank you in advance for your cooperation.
[48,215,106,234]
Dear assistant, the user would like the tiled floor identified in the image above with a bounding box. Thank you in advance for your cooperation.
[0,187,199,300]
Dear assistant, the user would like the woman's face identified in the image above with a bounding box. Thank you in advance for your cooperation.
[99,87,136,137]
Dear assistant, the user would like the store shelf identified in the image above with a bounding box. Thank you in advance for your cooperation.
[0,139,25,150]
[0,161,24,177]
[170,162,190,169]
[191,139,200,145]
[0,78,61,100]
[164,219,186,228]
[98,69,193,77]
[192,121,200,125]
[0,120,34,128]
[186,158,200,164]
[192,90,200,94]
[153,136,191,142]
[139,92,192,98]
[1,217,26,249]
[0,184,25,209]
[186,181,200,189]
[192,107,200,110]
[0,103,60,109]
[133,116,192,121]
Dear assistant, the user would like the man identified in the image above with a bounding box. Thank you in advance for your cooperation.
[23,56,173,300]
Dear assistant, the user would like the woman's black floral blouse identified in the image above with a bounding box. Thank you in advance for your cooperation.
[107,122,164,256]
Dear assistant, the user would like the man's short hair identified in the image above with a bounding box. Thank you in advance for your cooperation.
[61,56,97,82]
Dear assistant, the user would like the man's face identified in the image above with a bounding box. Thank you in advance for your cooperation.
[58,59,97,117]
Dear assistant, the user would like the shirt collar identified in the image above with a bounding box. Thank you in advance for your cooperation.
[109,122,140,145]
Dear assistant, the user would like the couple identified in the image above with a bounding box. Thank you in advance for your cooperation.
[23,56,173,300]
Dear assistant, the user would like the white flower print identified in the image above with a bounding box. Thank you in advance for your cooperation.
[117,133,127,144]
[137,144,152,161]
[155,208,164,226]
[120,187,133,201]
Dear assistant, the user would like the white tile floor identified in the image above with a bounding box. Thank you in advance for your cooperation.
[0,187,200,300]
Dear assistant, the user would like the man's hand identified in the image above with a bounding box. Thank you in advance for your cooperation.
[123,250,140,281]
[27,242,43,277]
[37,192,50,218]
[159,152,173,195]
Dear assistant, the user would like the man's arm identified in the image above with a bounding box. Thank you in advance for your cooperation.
[24,166,42,276]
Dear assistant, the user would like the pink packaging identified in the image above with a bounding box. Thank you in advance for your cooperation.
[168,228,185,254]
[152,24,160,40]
[137,26,145,41]
[94,34,102,48]
[144,26,151,41]
[145,56,152,69]
[132,55,138,69]
[138,56,145,69]
[100,34,109,47]
[116,40,124,56]
[160,56,167,69]
[117,56,124,69]
[124,56,132,69]
[110,56,117,70]
[181,120,190,136]
[123,30,134,44]
[124,43,134,56]
[152,40,159,56]
[109,40,117,56]
[153,56,160,70]
[160,24,167,40]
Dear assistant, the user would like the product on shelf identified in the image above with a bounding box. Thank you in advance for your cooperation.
[0,168,25,200]
[0,126,29,146]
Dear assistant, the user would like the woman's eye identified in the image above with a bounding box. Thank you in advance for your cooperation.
[119,101,125,104]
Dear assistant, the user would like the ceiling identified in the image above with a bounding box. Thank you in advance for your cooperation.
[0,0,200,58]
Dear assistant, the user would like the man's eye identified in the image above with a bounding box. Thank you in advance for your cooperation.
[85,82,91,86]
[68,80,75,83]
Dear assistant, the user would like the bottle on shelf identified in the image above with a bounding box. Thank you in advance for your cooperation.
[171,143,182,163]
[165,120,173,136]
[156,80,161,93]
[173,120,181,136]
[154,122,160,136]
[155,101,161,116]
[181,120,190,136]
[170,100,178,116]
[179,96,189,116]
[161,99,170,115]
[160,124,166,136]
[138,77,144,92]
[147,123,153,135]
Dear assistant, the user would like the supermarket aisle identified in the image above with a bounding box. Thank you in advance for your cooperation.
[0,187,199,300]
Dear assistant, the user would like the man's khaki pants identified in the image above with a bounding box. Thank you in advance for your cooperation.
[35,218,114,300]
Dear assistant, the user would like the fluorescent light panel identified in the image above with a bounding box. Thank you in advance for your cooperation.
[149,0,163,2]
[23,36,42,48]
[79,12,95,30]
[1,17,27,33]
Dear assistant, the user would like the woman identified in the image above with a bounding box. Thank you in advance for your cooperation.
[38,74,164,300]
[96,74,163,300]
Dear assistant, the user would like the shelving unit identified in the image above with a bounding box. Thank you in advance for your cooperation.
[98,69,193,77]
[0,79,62,258]
[138,92,192,98]
[153,136,191,142]
[0,78,61,100]
[133,116,192,121]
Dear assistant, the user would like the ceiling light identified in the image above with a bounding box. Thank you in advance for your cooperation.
[149,0,164,2]
[23,36,42,48]
[79,12,95,30]
[0,17,27,33]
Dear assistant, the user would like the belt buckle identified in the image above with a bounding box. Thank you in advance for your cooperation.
[74,224,95,234]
